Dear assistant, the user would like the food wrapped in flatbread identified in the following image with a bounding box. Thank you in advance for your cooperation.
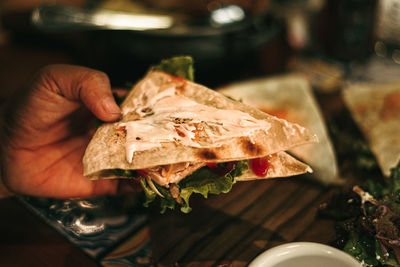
[83,60,317,212]
[343,82,400,177]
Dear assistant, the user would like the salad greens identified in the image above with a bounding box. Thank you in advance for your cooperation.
[320,163,400,266]
[322,109,400,266]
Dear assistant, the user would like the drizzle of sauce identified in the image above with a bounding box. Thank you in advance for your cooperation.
[120,73,271,164]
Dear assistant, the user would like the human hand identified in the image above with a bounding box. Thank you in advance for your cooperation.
[1,64,136,198]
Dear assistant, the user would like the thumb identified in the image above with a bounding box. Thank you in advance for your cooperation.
[41,64,121,122]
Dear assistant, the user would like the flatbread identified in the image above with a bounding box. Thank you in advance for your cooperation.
[83,71,317,180]
[343,82,400,176]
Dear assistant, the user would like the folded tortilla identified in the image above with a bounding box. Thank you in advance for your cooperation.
[83,70,317,182]
[343,82,400,176]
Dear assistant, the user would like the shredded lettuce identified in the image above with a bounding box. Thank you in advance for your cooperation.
[139,161,249,213]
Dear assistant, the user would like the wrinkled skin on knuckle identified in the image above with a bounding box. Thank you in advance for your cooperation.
[81,69,109,89]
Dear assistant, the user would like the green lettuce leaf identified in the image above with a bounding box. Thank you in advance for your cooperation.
[140,179,157,208]
[180,161,248,213]
[139,178,177,214]
[139,161,249,213]
[153,56,194,82]
[154,183,177,214]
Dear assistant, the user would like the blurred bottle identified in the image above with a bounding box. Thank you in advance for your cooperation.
[374,0,400,63]
[267,0,326,52]
[316,0,376,62]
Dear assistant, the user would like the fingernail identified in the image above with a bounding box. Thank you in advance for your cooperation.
[101,97,121,115]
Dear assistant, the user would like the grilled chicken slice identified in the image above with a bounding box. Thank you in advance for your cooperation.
[144,162,206,187]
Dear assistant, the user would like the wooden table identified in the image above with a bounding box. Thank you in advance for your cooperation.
[0,20,353,266]
[148,177,338,266]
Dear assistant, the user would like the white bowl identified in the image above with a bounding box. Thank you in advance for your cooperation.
[248,242,361,267]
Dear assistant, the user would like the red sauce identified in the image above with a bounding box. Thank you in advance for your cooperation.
[249,157,270,177]
[174,126,186,137]
[168,74,187,95]
[169,74,187,82]
[258,107,288,119]
[206,163,217,168]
